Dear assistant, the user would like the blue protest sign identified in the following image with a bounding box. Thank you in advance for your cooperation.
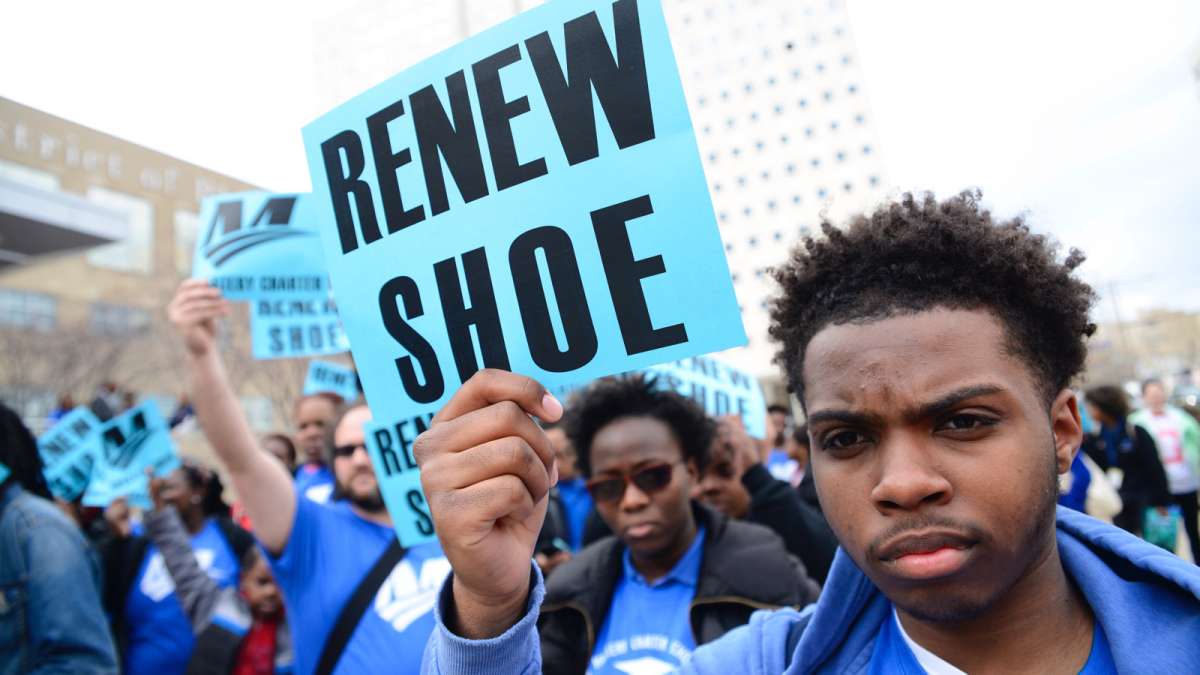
[249,293,351,359]
[364,419,437,547]
[302,0,745,542]
[82,401,181,509]
[646,355,767,439]
[303,360,360,402]
[37,406,103,501]
[192,191,330,301]
[0,462,9,486]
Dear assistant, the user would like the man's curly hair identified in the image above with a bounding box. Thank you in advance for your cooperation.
[564,374,715,478]
[769,191,1096,404]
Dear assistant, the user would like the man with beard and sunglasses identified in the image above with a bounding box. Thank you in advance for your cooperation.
[414,192,1200,674]
[168,279,450,675]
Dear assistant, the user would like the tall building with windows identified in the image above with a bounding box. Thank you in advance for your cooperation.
[312,0,889,399]
[0,96,291,433]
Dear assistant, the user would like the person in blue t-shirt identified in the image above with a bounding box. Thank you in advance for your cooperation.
[101,462,254,675]
[291,394,339,504]
[416,193,1200,674]
[168,279,451,674]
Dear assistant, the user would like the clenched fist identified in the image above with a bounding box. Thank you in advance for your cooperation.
[167,279,229,357]
[415,369,562,639]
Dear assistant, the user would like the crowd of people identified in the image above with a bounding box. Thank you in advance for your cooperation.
[3,191,1200,674]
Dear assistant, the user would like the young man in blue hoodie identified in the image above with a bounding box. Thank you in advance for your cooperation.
[414,192,1200,673]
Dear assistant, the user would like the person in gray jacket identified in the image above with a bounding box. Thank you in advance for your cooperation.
[144,473,293,675]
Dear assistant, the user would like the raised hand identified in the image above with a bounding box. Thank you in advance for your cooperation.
[147,467,167,512]
[166,279,229,357]
[414,369,562,639]
[104,497,133,539]
[717,415,765,478]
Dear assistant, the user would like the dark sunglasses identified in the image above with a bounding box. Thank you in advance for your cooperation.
[585,462,678,503]
[332,442,366,458]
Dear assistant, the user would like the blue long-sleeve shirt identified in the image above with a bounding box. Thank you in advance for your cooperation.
[0,484,118,674]
[421,506,1200,674]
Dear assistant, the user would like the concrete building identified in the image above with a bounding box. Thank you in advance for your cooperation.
[311,0,891,403]
[0,96,295,434]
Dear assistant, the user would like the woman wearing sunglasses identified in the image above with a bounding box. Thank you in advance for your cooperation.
[533,375,819,674]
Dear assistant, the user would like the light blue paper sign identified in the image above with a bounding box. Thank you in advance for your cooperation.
[82,401,181,509]
[37,406,103,501]
[364,419,437,547]
[192,191,330,301]
[249,293,351,359]
[301,0,745,541]
[303,359,361,402]
[646,355,767,439]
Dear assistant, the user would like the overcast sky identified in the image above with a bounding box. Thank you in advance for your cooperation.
[3,0,1198,325]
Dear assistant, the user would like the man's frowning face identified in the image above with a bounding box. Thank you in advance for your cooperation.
[803,308,1081,622]
[294,396,337,465]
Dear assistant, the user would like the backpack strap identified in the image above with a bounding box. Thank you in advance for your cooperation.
[315,537,405,675]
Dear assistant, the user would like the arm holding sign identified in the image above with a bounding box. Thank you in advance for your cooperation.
[416,370,561,672]
[142,472,221,632]
[168,280,296,553]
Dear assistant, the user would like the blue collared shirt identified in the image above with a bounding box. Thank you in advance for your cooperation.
[588,527,707,674]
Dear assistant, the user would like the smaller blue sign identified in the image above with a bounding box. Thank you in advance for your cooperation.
[0,461,9,486]
[303,360,360,402]
[192,191,329,302]
[364,418,437,548]
[82,401,181,509]
[37,406,103,501]
[646,355,767,439]
[249,293,351,360]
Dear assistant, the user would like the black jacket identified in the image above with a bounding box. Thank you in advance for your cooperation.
[535,487,571,556]
[1081,425,1171,509]
[796,469,821,513]
[537,503,820,674]
[740,464,838,583]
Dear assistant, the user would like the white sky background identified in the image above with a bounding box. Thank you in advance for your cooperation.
[2,0,1198,326]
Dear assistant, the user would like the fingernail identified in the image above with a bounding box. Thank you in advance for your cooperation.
[551,458,560,486]
[541,392,563,420]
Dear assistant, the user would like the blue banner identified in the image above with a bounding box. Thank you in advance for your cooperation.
[82,401,181,509]
[646,355,767,439]
[37,406,103,501]
[192,191,330,301]
[249,293,351,359]
[303,359,361,402]
[364,419,437,547]
[301,0,745,543]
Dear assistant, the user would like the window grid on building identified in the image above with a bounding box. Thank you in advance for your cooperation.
[0,289,58,331]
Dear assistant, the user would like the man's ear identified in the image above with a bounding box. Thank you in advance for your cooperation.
[685,458,699,483]
[1050,389,1084,475]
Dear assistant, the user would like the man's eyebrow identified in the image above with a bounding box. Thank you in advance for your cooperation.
[805,384,1007,428]
[805,409,885,428]
[910,384,1006,422]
